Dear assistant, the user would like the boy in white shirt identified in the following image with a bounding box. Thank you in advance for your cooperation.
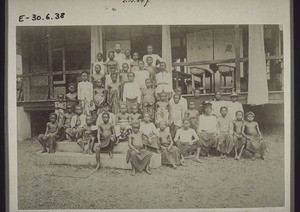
[123,72,141,113]
[78,71,93,115]
[134,60,150,90]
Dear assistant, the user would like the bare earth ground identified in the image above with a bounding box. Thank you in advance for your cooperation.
[18,126,285,210]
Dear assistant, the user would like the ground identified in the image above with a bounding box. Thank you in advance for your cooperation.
[18,125,285,210]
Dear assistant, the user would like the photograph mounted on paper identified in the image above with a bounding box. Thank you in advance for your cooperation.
[16,24,285,210]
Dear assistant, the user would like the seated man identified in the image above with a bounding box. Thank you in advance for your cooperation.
[197,102,218,157]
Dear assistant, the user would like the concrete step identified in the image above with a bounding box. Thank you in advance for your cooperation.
[56,141,129,154]
[36,152,161,170]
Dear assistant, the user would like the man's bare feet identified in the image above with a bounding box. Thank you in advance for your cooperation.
[95,164,101,171]
[131,168,136,176]
[180,159,186,167]
[145,169,152,175]
[195,157,201,163]
[109,152,114,159]
[40,149,47,153]
[172,164,177,169]
[220,154,226,159]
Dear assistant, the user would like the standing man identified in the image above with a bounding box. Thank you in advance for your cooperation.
[143,44,163,67]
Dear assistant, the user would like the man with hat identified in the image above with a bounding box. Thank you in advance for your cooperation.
[228,92,244,121]
[197,101,219,156]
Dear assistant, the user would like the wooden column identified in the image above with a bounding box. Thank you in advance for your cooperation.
[47,27,54,99]
[234,25,241,92]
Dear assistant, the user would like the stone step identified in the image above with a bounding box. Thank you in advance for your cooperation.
[36,152,161,170]
[56,141,129,154]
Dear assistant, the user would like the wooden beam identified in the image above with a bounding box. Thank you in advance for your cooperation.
[234,25,241,92]
[17,69,90,78]
[171,55,283,67]
[172,58,248,67]
[47,28,54,99]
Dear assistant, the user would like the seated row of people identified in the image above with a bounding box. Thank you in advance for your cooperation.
[38,99,267,175]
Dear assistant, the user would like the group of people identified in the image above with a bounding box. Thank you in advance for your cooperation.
[37,44,267,175]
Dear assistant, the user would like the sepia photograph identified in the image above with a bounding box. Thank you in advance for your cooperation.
[15,24,286,210]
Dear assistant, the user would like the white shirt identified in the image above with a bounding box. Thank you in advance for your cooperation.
[140,122,159,136]
[174,128,199,144]
[197,114,218,133]
[123,82,141,103]
[78,81,93,101]
[170,101,185,127]
[143,54,162,67]
[169,96,188,112]
[228,101,244,120]
[155,71,173,93]
[134,70,150,89]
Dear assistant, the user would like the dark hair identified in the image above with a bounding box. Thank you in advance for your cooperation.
[69,83,76,87]
[49,113,58,120]
[236,110,244,115]
[81,70,89,75]
[127,72,135,77]
[146,56,153,60]
[102,112,110,118]
[182,117,191,124]
[220,106,228,112]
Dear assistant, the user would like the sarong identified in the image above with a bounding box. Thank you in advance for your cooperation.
[126,148,153,172]
[143,104,155,121]
[246,136,267,156]
[169,123,180,139]
[176,140,202,156]
[108,90,120,114]
[217,133,234,154]
[126,97,138,114]
[233,135,246,149]
[38,132,58,152]
[142,134,160,150]
[161,146,181,165]
[198,131,217,156]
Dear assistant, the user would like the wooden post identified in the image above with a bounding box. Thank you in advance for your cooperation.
[176,72,179,87]
[47,27,54,99]
[234,25,241,92]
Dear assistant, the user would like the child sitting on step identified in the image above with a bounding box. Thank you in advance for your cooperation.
[77,115,97,154]
[37,113,59,154]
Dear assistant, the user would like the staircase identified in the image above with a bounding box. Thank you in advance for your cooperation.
[37,141,162,170]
